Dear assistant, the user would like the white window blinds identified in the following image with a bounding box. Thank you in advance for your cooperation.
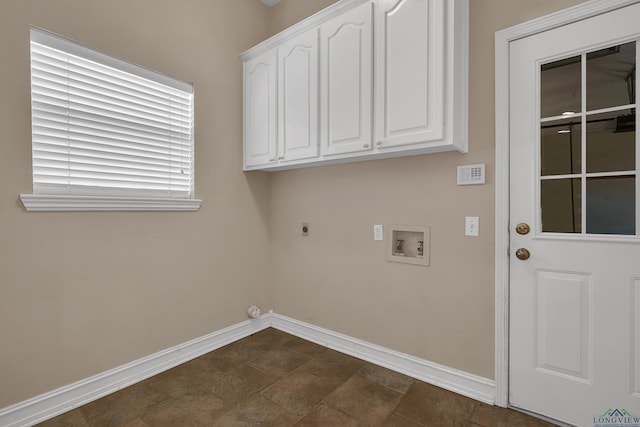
[29,27,195,201]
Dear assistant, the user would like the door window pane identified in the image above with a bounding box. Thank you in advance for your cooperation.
[539,42,637,237]
[586,176,635,235]
[586,110,635,173]
[541,117,582,175]
[541,56,581,118]
[586,42,636,111]
[541,179,582,233]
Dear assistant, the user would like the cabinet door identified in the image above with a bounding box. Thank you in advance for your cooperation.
[375,0,445,149]
[278,29,319,163]
[244,50,277,169]
[320,1,374,157]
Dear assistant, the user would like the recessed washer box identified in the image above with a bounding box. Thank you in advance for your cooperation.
[388,225,430,266]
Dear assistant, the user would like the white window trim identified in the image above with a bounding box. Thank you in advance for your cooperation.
[23,27,202,212]
[20,194,202,212]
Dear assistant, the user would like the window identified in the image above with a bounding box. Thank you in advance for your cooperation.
[20,27,201,211]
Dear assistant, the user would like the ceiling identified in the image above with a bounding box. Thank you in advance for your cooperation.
[260,0,281,7]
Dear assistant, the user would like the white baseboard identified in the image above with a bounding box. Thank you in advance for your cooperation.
[270,313,496,405]
[0,316,271,427]
[0,311,495,426]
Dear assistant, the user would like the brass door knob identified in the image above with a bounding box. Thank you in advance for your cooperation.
[515,223,530,235]
[515,248,530,260]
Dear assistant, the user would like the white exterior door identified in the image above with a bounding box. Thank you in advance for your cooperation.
[509,3,640,426]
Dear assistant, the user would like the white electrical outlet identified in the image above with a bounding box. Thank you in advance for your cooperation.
[374,224,383,241]
[457,164,486,185]
[465,216,479,236]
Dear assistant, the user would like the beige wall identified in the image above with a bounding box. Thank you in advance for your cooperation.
[0,0,588,411]
[267,0,338,35]
[268,0,585,380]
[0,0,273,408]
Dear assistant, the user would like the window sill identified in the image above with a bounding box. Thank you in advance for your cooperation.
[20,194,202,212]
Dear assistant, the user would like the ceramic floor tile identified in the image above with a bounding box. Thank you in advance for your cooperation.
[118,420,149,427]
[324,375,403,425]
[77,392,120,421]
[140,396,200,427]
[205,364,276,405]
[35,408,91,426]
[208,395,300,427]
[198,337,272,372]
[393,382,477,426]
[249,328,297,347]
[260,371,336,417]
[78,390,148,427]
[294,348,366,386]
[294,402,360,427]
[356,363,416,394]
[82,400,143,427]
[109,379,168,411]
[470,403,557,427]
[33,329,556,427]
[382,412,428,427]
[150,358,225,398]
[146,390,228,426]
[248,346,312,377]
[282,336,327,356]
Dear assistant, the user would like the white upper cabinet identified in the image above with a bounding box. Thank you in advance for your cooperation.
[240,0,468,171]
[375,0,445,149]
[243,49,277,168]
[320,2,374,157]
[278,28,320,163]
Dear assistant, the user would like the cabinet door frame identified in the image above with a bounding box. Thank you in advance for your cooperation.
[277,28,320,163]
[243,50,278,169]
[375,0,445,150]
[320,1,374,157]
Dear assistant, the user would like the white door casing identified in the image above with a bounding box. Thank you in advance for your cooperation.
[496,1,640,425]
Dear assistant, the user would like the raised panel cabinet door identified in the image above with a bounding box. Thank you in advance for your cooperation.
[320,1,374,157]
[278,29,319,163]
[243,50,277,169]
[375,0,445,149]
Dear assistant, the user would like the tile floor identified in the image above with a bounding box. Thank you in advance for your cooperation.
[37,328,555,426]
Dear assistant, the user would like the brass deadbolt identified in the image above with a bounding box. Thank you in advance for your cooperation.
[515,223,530,235]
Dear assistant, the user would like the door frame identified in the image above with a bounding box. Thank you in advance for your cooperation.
[494,0,640,408]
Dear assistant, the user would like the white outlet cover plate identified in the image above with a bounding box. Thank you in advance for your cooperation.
[465,216,479,236]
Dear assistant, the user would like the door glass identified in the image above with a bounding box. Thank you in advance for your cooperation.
[586,110,635,173]
[541,117,582,175]
[541,55,581,118]
[540,41,637,236]
[541,179,582,233]
[586,176,635,234]
[586,42,636,111]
